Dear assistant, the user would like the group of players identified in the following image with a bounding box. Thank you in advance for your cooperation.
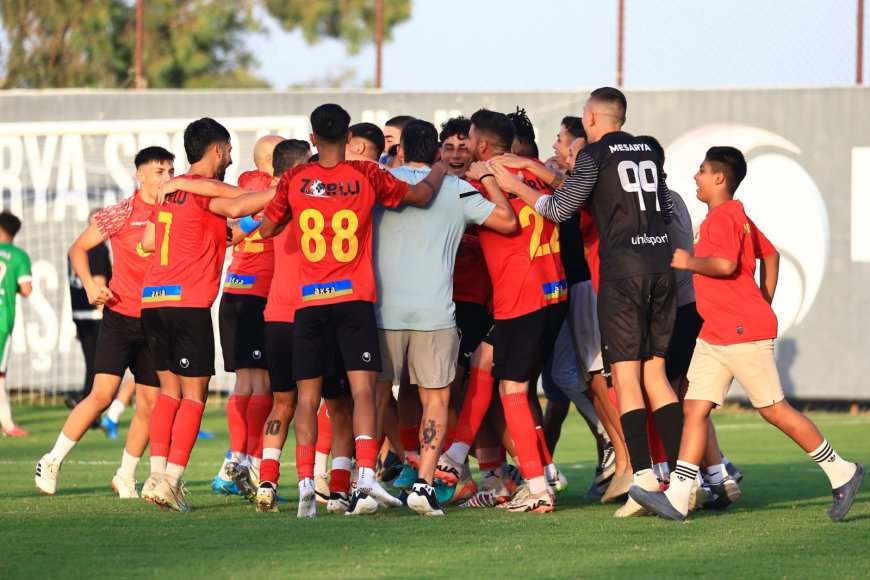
[32,86,864,522]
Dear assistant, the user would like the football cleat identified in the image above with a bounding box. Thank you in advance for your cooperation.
[829,463,864,522]
[704,477,741,511]
[614,472,658,518]
[595,445,616,484]
[314,472,330,505]
[225,462,257,500]
[141,475,160,502]
[725,460,744,483]
[111,471,138,499]
[100,416,119,440]
[628,486,686,522]
[255,482,280,513]
[548,468,569,494]
[391,464,418,491]
[344,490,379,516]
[448,463,479,504]
[4,424,29,437]
[434,454,463,486]
[600,472,632,504]
[358,478,403,508]
[459,485,511,508]
[34,455,61,495]
[407,483,445,516]
[297,478,317,518]
[498,481,528,509]
[327,491,351,514]
[505,489,554,513]
[151,479,190,513]
[211,475,240,496]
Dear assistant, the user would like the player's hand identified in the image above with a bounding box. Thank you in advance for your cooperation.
[490,163,522,194]
[465,161,490,181]
[489,153,529,170]
[671,248,692,270]
[157,178,179,205]
[86,283,114,306]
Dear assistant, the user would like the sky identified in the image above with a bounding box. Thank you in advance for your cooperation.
[250,0,867,91]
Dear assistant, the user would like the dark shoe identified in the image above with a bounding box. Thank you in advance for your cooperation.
[725,461,743,483]
[829,463,864,522]
[628,485,686,522]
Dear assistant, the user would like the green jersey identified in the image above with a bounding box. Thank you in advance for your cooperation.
[0,242,32,334]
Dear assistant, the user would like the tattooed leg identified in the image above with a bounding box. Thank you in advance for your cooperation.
[417,386,451,484]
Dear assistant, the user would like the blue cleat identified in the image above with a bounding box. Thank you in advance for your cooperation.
[197,430,215,439]
[100,416,119,439]
[391,464,418,490]
[435,479,456,505]
[212,475,240,495]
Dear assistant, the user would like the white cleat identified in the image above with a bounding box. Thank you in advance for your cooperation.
[358,478,402,508]
[35,455,61,495]
[297,478,317,518]
[327,492,350,514]
[112,471,139,499]
[256,482,280,513]
[315,472,330,505]
[615,471,658,518]
[344,490,379,516]
[140,475,160,502]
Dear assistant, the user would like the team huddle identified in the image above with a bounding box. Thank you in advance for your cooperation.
[32,87,864,522]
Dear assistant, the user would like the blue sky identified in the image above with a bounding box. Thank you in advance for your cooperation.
[251,0,866,91]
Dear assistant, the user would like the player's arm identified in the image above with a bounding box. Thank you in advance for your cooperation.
[157,177,248,204]
[17,278,32,298]
[69,223,114,305]
[403,161,447,207]
[209,187,277,219]
[671,248,736,277]
[489,154,565,189]
[141,221,156,254]
[465,162,517,234]
[759,250,780,304]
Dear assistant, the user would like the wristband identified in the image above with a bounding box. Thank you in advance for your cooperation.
[479,173,495,182]
[239,214,262,234]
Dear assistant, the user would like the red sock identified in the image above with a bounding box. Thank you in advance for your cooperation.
[646,406,668,466]
[442,427,457,453]
[398,424,420,456]
[260,459,280,485]
[535,426,554,466]
[454,367,494,445]
[149,394,181,459]
[501,392,544,480]
[167,399,205,467]
[355,437,380,470]
[607,386,620,413]
[329,469,351,494]
[227,394,250,455]
[477,447,502,471]
[245,394,273,460]
[315,405,332,455]
[296,444,315,481]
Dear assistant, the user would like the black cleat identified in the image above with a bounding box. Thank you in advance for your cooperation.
[725,461,743,483]
[829,463,864,522]
[628,485,687,522]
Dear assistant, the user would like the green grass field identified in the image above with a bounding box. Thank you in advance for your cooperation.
[1,404,869,579]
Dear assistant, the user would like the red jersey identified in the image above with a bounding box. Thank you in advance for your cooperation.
[263,160,409,307]
[580,208,602,294]
[452,226,492,306]
[93,191,154,318]
[475,168,568,320]
[694,200,778,345]
[224,170,275,298]
[263,227,299,323]
[141,175,227,308]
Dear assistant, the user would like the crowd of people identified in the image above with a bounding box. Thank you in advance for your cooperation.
[30,86,864,522]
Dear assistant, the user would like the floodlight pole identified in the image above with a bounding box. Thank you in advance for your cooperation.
[859,0,865,85]
[134,0,146,89]
[375,0,384,89]
[616,0,624,87]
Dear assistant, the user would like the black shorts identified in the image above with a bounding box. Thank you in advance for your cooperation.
[666,301,704,380]
[141,307,215,377]
[264,321,295,392]
[486,303,568,382]
[455,301,490,366]
[94,307,159,388]
[598,272,677,366]
[292,301,380,381]
[219,293,267,372]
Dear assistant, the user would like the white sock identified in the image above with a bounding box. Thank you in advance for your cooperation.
[230,451,248,464]
[528,475,549,495]
[809,439,857,488]
[263,447,282,462]
[664,460,697,516]
[314,451,329,477]
[118,450,140,480]
[0,376,13,429]
[633,468,655,486]
[544,463,558,481]
[721,455,731,466]
[446,441,471,465]
[357,466,375,488]
[216,449,233,481]
[706,463,727,485]
[250,456,262,469]
[333,456,352,471]
[150,456,168,478]
[163,462,185,487]
[49,432,78,463]
[106,400,125,423]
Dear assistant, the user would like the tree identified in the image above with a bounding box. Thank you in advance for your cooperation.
[261,0,411,55]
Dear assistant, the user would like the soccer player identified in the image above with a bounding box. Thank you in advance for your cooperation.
[0,212,31,437]
[382,115,415,157]
[630,146,864,522]
[257,104,446,517]
[34,147,173,496]
[373,119,516,515]
[346,123,385,163]
[493,87,682,518]
[549,116,584,172]
[216,135,283,498]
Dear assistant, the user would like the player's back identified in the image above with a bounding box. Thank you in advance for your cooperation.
[142,174,226,308]
[0,243,29,332]
[582,131,671,281]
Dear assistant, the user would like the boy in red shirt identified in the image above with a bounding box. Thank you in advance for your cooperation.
[630,146,863,522]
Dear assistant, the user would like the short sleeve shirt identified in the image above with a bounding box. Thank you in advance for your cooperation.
[0,243,31,334]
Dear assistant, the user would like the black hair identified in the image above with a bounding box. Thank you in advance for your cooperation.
[561,116,585,140]
[400,120,439,165]
[589,87,627,124]
[387,144,399,157]
[134,146,175,169]
[0,211,22,237]
[385,115,416,130]
[439,116,471,142]
[636,135,665,164]
[309,153,320,163]
[349,122,385,156]
[469,108,515,154]
[310,104,351,143]
[272,139,311,176]
[508,107,538,157]
[705,146,747,195]
[183,117,230,164]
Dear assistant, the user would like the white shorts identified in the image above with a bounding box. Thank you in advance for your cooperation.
[567,281,604,374]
